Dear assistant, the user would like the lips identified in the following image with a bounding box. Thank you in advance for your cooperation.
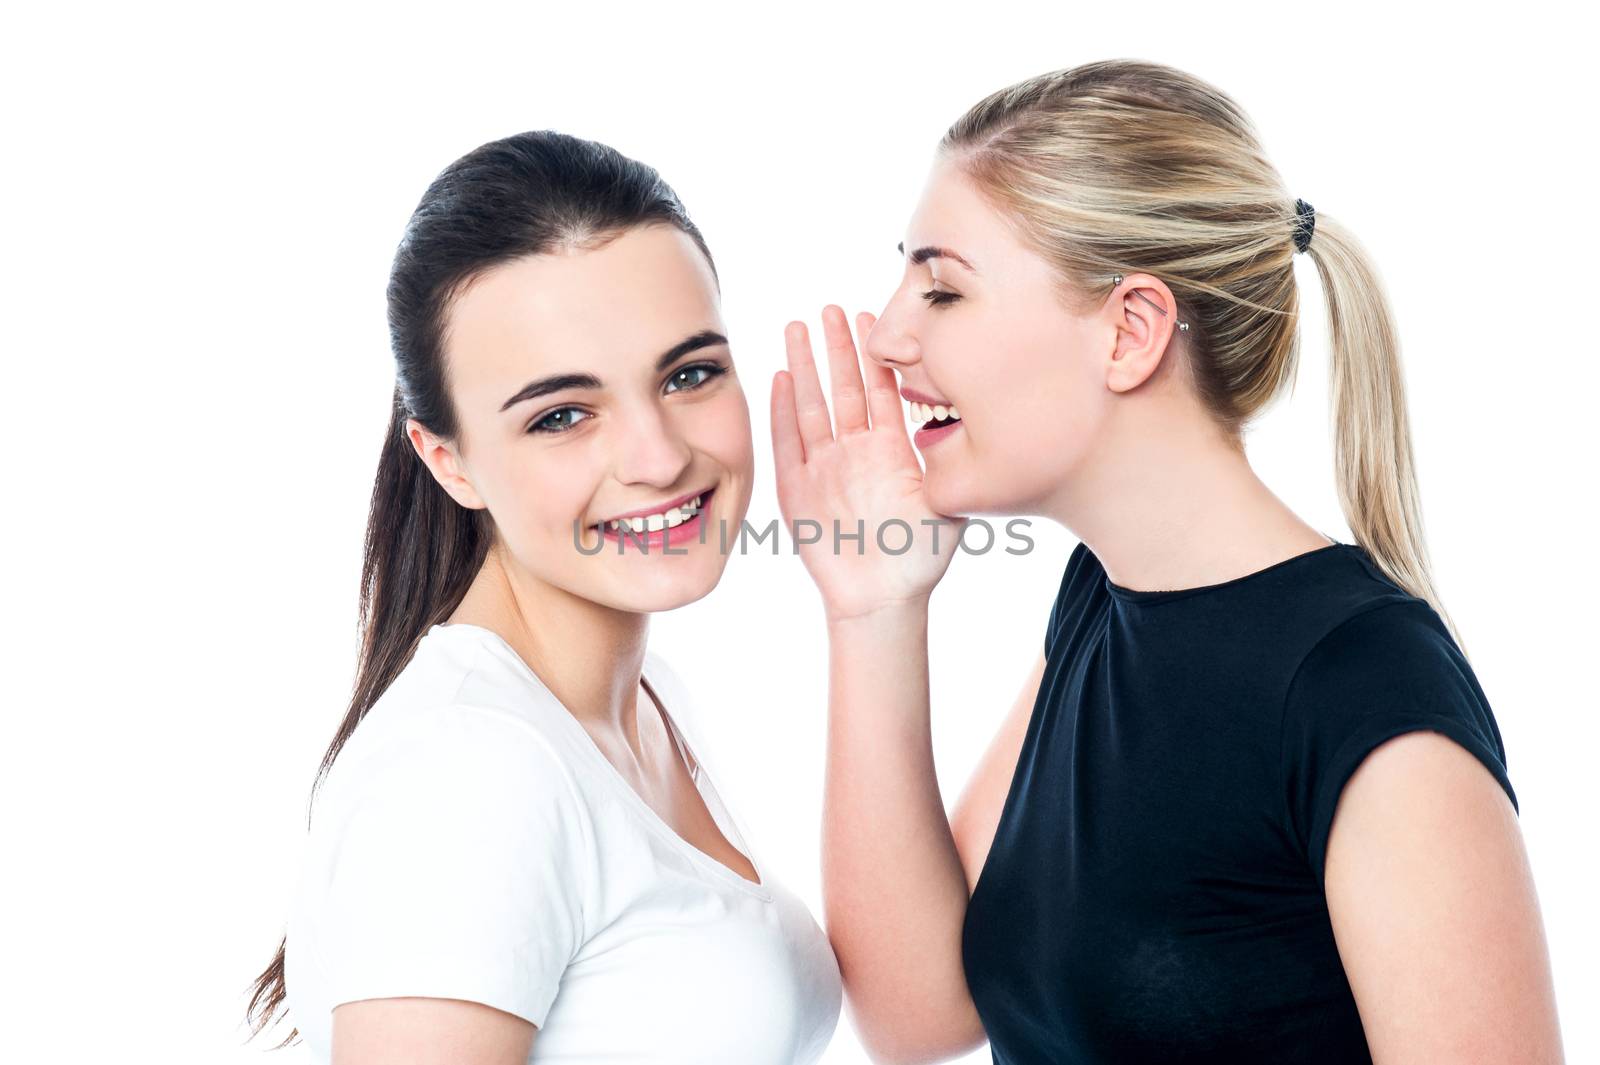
[597,486,711,525]
[900,386,952,407]
[591,487,715,533]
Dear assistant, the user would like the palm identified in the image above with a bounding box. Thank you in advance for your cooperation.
[770,307,965,622]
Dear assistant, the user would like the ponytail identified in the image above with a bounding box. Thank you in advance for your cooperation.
[1307,217,1468,658]
[242,392,490,1046]
[243,128,717,1048]
[941,59,1468,656]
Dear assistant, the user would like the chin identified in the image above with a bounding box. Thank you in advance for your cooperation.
[923,468,975,520]
[620,574,721,614]
[606,551,729,611]
[927,467,1037,522]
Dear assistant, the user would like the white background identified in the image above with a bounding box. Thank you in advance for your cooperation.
[5,2,1595,1062]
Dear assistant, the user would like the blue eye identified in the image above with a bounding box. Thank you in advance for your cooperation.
[921,289,961,307]
[528,407,592,435]
[526,362,730,435]
[665,361,729,393]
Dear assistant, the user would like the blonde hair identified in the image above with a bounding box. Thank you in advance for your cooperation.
[943,59,1467,657]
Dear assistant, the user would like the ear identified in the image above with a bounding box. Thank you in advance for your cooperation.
[1102,272,1183,394]
[405,418,488,510]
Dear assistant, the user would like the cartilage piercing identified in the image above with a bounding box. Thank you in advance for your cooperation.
[1111,274,1189,332]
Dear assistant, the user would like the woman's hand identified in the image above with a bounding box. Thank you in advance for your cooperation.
[770,305,966,624]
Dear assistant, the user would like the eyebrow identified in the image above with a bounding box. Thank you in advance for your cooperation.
[498,329,729,412]
[898,242,978,274]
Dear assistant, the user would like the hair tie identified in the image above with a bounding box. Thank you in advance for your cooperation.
[1292,198,1316,254]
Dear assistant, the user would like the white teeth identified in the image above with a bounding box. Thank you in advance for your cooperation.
[908,400,961,423]
[603,493,704,533]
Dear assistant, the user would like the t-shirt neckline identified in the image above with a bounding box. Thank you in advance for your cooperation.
[426,622,773,900]
[1102,540,1352,606]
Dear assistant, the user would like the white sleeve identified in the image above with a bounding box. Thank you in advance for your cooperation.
[319,705,593,1028]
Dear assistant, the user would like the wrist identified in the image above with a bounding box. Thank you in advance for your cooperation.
[825,595,931,631]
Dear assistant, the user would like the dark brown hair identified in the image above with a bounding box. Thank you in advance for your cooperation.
[243,130,717,1047]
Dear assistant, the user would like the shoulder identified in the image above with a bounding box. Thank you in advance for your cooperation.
[316,703,600,936]
[311,704,598,1031]
[1295,595,1442,665]
[1280,596,1497,737]
[1045,541,1103,648]
[326,703,593,845]
[1061,538,1098,592]
[1279,598,1518,882]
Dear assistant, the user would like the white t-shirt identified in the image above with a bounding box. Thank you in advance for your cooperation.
[284,622,842,1064]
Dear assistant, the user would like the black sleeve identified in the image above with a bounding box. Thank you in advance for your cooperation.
[1046,541,1091,654]
[1278,599,1518,885]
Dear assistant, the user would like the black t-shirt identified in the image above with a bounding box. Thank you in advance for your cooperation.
[961,539,1518,1063]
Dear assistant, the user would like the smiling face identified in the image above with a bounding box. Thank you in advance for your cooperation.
[864,154,1125,518]
[412,223,754,614]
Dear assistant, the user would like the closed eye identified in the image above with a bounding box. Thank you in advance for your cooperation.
[921,289,961,307]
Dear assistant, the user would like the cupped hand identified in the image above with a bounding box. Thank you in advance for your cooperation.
[770,305,966,623]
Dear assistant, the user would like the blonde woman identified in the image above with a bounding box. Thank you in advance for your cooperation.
[772,61,1562,1062]
[245,131,841,1063]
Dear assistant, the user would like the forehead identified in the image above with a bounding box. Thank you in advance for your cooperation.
[906,157,1035,264]
[442,224,721,405]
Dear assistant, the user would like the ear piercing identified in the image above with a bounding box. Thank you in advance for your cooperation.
[1111,274,1189,332]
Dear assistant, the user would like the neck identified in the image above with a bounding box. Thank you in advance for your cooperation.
[447,545,650,739]
[1039,397,1332,593]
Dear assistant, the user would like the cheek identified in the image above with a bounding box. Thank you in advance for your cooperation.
[952,316,1105,497]
[488,448,602,546]
[968,317,1087,431]
[694,387,754,477]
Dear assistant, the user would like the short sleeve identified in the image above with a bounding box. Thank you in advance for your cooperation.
[1046,541,1091,654]
[1279,600,1518,886]
[320,705,593,1027]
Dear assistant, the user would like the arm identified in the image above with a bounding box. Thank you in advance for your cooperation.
[824,633,1046,1062]
[772,308,1041,1063]
[319,713,588,1065]
[949,650,1047,891]
[823,603,982,1064]
[1324,731,1564,1063]
[333,999,534,1064]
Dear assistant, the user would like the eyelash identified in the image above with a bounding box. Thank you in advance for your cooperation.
[921,289,961,307]
[526,361,730,435]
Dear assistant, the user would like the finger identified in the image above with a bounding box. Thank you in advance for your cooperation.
[821,304,869,436]
[770,370,807,495]
[857,312,917,463]
[784,320,835,452]
[856,311,903,433]
[857,310,879,349]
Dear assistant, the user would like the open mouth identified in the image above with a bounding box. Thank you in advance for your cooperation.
[909,400,962,432]
[592,486,715,537]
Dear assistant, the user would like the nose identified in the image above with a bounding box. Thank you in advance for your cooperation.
[863,303,921,370]
[616,401,693,488]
